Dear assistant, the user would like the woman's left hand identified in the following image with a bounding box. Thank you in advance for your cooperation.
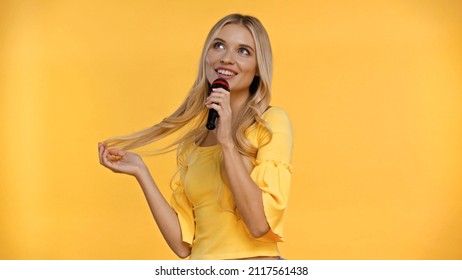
[205,87,234,147]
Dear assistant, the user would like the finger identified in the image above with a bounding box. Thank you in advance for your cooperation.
[209,89,230,99]
[102,147,110,165]
[99,143,119,165]
[205,97,223,105]
[211,87,229,94]
[211,89,230,101]
[111,148,126,160]
[206,93,230,106]
[107,148,123,156]
[206,102,223,112]
[98,142,105,165]
[102,147,120,166]
[107,152,123,162]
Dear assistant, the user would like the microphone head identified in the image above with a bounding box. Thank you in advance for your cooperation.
[210,78,229,91]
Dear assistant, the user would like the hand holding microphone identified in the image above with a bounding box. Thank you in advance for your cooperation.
[206,78,230,130]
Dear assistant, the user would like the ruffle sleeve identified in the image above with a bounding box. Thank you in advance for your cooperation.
[170,181,194,246]
[249,107,294,242]
[170,145,195,246]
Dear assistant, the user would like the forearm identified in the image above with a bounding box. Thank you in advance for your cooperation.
[221,144,270,238]
[135,167,191,258]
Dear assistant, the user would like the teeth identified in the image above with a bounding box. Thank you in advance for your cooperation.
[217,69,236,76]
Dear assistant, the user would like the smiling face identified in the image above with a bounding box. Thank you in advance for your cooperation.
[205,23,258,96]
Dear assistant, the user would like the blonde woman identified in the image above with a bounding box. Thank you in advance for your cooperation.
[98,14,293,260]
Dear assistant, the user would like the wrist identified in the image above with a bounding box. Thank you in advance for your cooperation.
[134,164,150,181]
[220,140,236,153]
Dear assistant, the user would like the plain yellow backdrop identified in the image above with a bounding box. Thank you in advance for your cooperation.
[1,0,461,259]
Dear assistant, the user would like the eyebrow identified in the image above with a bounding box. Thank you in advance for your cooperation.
[213,37,255,52]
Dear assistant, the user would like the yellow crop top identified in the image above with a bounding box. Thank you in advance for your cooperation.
[170,107,293,260]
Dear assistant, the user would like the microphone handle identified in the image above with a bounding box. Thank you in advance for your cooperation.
[206,108,218,130]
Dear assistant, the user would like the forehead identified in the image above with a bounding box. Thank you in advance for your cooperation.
[214,23,255,48]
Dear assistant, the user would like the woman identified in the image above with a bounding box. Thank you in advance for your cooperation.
[98,14,293,260]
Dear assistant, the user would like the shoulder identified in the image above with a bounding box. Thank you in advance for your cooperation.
[245,107,293,148]
[255,107,293,162]
[261,107,292,131]
[246,106,292,147]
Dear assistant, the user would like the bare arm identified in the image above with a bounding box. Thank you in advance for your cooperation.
[221,143,270,238]
[205,89,270,237]
[98,143,191,258]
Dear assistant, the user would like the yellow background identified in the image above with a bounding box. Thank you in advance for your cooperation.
[1,0,461,259]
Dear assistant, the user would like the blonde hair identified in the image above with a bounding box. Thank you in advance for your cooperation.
[105,14,273,159]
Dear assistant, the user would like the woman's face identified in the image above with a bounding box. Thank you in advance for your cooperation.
[205,23,258,95]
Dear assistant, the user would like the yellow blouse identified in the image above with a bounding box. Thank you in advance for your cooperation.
[170,107,293,260]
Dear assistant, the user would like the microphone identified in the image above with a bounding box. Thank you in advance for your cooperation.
[206,78,229,130]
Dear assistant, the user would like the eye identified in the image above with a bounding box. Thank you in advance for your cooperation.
[212,42,225,50]
[238,47,251,56]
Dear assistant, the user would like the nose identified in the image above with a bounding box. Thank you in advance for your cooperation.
[220,49,235,64]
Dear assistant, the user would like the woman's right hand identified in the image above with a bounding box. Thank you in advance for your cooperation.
[98,142,147,178]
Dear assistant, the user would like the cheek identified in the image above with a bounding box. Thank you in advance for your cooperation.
[243,58,257,74]
[245,62,258,78]
[206,51,220,63]
[205,53,218,70]
[204,57,214,74]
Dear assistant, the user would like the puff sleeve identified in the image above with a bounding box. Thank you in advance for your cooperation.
[249,107,293,242]
[170,148,195,246]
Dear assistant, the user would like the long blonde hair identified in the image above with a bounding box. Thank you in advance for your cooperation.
[105,14,273,159]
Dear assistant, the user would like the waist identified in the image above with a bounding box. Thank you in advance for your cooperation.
[190,208,279,260]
